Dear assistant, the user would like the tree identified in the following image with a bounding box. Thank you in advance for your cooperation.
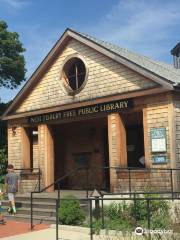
[0,101,11,183]
[0,20,26,89]
[0,101,11,147]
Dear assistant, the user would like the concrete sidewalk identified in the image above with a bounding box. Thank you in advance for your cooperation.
[1,224,177,240]
[1,228,92,240]
[0,226,148,240]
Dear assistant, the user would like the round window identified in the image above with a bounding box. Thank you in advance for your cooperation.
[61,56,88,95]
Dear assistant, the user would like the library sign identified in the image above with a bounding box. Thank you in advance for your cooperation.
[29,99,133,124]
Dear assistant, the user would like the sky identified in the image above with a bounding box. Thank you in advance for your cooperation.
[0,0,180,102]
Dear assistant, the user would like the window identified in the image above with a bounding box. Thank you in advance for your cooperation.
[73,152,91,169]
[61,56,88,95]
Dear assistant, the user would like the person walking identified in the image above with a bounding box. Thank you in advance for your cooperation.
[5,164,20,215]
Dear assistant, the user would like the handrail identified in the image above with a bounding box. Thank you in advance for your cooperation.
[38,168,78,193]
[30,166,180,230]
[30,165,180,195]
[30,167,80,230]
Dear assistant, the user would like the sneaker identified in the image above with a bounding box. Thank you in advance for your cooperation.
[0,219,6,225]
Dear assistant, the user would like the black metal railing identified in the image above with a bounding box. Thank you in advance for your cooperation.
[55,194,180,240]
[50,166,180,197]
[30,166,180,238]
[30,168,79,230]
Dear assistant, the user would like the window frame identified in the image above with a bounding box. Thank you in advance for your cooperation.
[60,54,89,95]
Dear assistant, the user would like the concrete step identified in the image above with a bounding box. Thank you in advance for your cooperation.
[15,190,88,199]
[4,213,56,223]
[2,206,56,217]
[2,191,90,223]
[2,200,56,208]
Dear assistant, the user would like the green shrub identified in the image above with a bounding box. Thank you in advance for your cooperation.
[102,201,134,232]
[104,201,132,222]
[59,195,85,225]
[96,195,171,232]
[0,148,7,184]
[131,194,170,229]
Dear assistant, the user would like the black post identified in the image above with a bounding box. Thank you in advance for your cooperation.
[58,183,60,200]
[133,193,136,219]
[38,168,41,192]
[30,192,34,230]
[56,199,59,240]
[170,169,174,200]
[128,168,131,197]
[101,196,104,229]
[147,199,151,230]
[86,167,89,198]
[90,198,93,240]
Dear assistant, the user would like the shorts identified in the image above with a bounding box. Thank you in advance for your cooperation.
[8,193,15,201]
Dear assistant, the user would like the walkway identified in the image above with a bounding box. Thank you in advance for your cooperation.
[0,221,50,239]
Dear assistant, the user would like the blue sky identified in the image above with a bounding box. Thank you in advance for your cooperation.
[0,0,180,102]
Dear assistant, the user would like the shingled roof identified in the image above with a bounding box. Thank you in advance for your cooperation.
[75,30,180,85]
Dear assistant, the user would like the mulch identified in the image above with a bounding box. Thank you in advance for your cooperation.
[0,220,50,238]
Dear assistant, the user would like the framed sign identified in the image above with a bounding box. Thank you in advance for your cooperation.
[150,128,167,153]
[152,156,167,164]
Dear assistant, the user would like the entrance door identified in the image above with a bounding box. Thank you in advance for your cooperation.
[126,125,145,168]
[53,118,108,190]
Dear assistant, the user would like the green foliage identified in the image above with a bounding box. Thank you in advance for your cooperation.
[93,196,171,234]
[0,20,26,89]
[0,147,7,184]
[59,195,86,225]
[92,219,102,235]
[104,201,131,221]
[0,101,9,184]
[131,194,171,229]
[101,201,134,232]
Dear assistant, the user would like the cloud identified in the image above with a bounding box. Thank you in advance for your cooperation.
[2,0,30,9]
[85,0,180,63]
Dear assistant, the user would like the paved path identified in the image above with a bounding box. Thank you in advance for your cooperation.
[0,228,94,240]
[0,221,50,239]
[0,221,151,240]
[0,221,94,240]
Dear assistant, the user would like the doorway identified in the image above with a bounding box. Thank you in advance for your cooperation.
[124,111,145,168]
[52,117,109,190]
[126,125,145,168]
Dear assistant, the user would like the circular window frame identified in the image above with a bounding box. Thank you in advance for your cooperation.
[60,54,89,96]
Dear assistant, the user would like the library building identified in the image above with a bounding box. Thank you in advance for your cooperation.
[2,29,180,193]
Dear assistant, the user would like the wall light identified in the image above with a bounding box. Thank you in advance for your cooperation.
[12,126,17,136]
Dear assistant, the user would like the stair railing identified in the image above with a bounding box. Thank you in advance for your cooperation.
[30,167,83,229]
[30,166,180,230]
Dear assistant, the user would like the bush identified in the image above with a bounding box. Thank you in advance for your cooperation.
[93,195,171,233]
[59,195,85,225]
[0,147,7,184]
[131,194,170,229]
[103,201,134,231]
